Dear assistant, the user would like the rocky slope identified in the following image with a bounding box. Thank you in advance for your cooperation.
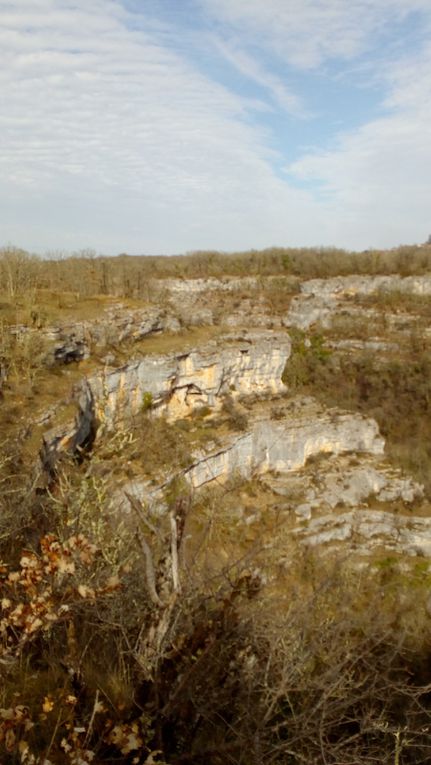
[285,273,431,331]
[25,271,431,565]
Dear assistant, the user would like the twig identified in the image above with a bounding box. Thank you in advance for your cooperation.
[170,508,181,593]
[125,491,163,539]
[84,689,100,747]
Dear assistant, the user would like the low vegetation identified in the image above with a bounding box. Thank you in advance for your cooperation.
[284,329,431,495]
[2,461,431,764]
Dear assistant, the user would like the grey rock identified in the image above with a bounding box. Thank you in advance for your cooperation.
[42,330,291,465]
[157,277,259,294]
[284,273,431,331]
[269,456,423,515]
[185,410,384,489]
[300,274,431,299]
[296,509,431,558]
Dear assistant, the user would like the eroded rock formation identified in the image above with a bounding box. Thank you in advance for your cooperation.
[41,330,291,468]
[185,407,384,489]
[285,273,431,330]
[296,510,431,557]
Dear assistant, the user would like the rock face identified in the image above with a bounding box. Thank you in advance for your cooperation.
[154,277,260,295]
[86,330,290,427]
[41,331,291,467]
[295,510,431,557]
[157,275,297,331]
[285,273,431,330]
[111,400,387,518]
[12,306,182,367]
[185,409,384,489]
[268,453,423,520]
[300,274,431,298]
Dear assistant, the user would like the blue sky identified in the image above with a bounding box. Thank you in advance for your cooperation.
[1,0,431,254]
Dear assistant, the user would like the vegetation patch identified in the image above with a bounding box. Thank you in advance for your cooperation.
[284,330,431,496]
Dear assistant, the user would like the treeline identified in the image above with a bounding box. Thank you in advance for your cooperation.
[1,243,431,300]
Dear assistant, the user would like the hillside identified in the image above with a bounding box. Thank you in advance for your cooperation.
[2,245,431,764]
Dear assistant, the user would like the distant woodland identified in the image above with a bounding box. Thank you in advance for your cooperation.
[2,242,431,298]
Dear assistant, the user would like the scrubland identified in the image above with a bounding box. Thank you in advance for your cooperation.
[2,244,431,764]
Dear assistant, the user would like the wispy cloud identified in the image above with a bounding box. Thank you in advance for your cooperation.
[287,39,431,246]
[212,39,308,117]
[199,0,431,69]
[199,0,431,247]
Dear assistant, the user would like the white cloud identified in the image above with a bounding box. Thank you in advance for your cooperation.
[2,0,431,253]
[288,42,431,247]
[196,0,431,247]
[0,0,328,252]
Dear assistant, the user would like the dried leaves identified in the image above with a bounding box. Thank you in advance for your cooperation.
[0,534,120,658]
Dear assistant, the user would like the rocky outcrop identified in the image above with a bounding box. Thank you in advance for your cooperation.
[103,392,430,562]
[41,331,291,467]
[295,509,431,557]
[300,274,431,299]
[285,273,431,330]
[111,402,386,516]
[184,409,384,489]
[10,306,182,368]
[154,277,260,295]
[86,330,290,426]
[269,454,423,520]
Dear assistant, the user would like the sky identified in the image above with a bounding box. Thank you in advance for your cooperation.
[1,0,431,255]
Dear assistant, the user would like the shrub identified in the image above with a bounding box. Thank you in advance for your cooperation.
[2,514,431,764]
[142,390,153,412]
[221,395,249,431]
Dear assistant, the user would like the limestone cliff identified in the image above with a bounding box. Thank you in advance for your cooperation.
[41,330,291,467]
[185,408,384,489]
[86,330,289,424]
[296,510,431,557]
[285,273,431,330]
